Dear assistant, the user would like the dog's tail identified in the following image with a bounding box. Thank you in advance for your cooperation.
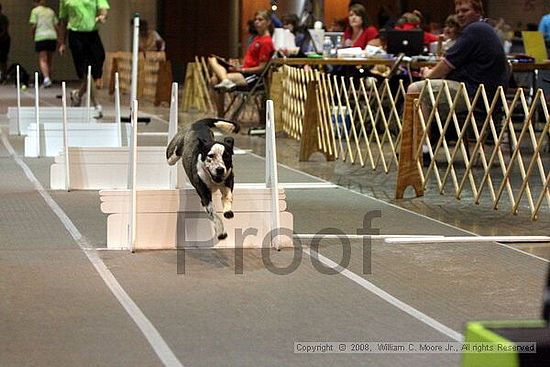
[166,129,185,166]
[195,118,240,134]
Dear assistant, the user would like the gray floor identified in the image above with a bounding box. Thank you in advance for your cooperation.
[0,83,548,366]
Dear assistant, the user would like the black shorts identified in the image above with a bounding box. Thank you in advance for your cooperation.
[0,36,10,63]
[68,30,105,80]
[35,39,57,53]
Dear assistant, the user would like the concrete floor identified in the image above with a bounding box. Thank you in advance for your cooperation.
[0,82,548,366]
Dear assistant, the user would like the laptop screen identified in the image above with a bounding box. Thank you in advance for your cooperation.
[384,29,425,56]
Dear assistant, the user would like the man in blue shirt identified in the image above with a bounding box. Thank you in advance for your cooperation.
[408,0,507,100]
[407,0,508,164]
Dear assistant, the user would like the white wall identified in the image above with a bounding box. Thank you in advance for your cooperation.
[3,0,156,81]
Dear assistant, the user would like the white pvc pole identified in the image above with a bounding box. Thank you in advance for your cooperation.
[61,82,70,191]
[115,72,122,146]
[295,234,446,240]
[127,99,139,252]
[16,65,21,135]
[130,14,140,108]
[34,72,40,157]
[168,82,178,189]
[385,236,550,244]
[86,65,92,122]
[266,100,281,249]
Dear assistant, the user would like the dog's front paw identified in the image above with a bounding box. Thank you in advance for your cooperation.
[223,210,234,219]
[217,232,228,240]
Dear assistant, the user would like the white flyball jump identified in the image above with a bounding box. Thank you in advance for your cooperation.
[10,67,96,136]
[23,72,129,157]
[49,82,180,190]
[100,100,294,250]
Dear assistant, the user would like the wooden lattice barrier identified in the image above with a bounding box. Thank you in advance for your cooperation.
[108,51,168,103]
[181,56,214,113]
[398,80,550,219]
[280,64,549,219]
[281,65,407,171]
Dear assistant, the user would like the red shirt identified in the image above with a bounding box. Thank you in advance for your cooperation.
[394,23,439,45]
[343,26,379,48]
[242,34,274,68]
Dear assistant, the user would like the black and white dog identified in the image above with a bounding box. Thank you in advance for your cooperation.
[166,118,240,240]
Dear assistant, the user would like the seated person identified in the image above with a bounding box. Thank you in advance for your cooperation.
[441,14,460,52]
[138,19,165,51]
[209,9,274,92]
[394,11,438,46]
[341,3,379,49]
[281,13,313,56]
[428,14,460,56]
[407,0,508,162]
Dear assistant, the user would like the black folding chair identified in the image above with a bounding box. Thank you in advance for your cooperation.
[221,57,274,132]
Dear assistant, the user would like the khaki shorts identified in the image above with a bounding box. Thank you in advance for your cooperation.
[409,79,468,113]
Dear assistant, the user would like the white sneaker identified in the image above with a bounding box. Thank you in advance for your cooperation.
[70,89,81,107]
[42,78,52,88]
[93,105,103,119]
[214,78,236,92]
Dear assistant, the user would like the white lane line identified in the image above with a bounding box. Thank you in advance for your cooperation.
[295,234,444,240]
[1,130,184,367]
[303,247,464,342]
[385,236,550,244]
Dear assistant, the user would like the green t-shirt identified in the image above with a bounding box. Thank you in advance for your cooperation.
[59,0,110,32]
[29,6,58,42]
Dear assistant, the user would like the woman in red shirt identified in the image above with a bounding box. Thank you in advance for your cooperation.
[342,3,378,49]
[209,9,274,91]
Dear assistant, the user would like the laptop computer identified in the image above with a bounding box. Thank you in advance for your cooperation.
[384,29,425,56]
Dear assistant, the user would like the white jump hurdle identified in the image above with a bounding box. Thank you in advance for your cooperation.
[8,106,95,135]
[100,186,293,249]
[24,122,129,157]
[100,99,294,250]
[49,82,179,189]
[10,69,96,136]
[50,146,184,190]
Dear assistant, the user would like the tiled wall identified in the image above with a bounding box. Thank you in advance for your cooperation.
[3,0,156,81]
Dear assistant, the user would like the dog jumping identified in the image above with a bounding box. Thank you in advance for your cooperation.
[166,118,240,240]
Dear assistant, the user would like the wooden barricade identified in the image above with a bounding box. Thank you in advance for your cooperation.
[281,65,405,170]
[280,64,549,219]
[395,93,423,199]
[181,56,213,113]
[397,80,550,219]
[108,51,168,103]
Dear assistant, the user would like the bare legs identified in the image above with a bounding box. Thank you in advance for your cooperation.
[207,57,247,86]
[38,50,53,85]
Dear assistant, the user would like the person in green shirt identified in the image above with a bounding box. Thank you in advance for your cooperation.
[58,0,109,117]
[29,0,58,88]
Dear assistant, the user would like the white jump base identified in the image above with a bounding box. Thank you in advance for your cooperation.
[100,185,293,249]
[50,146,183,190]
[25,122,128,157]
[8,106,95,135]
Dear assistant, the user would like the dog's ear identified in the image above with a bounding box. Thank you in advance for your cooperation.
[198,137,208,150]
[223,137,234,155]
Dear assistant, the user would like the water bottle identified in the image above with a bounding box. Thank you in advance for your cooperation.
[323,36,333,58]
[331,35,342,58]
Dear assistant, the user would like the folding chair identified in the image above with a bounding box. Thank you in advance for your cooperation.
[221,57,275,134]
